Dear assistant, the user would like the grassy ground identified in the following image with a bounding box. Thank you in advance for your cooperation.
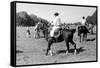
[16,26,97,65]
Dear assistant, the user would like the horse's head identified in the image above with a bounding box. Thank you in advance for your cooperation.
[34,21,50,37]
[34,22,43,31]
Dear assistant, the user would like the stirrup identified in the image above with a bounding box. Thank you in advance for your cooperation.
[54,31,60,38]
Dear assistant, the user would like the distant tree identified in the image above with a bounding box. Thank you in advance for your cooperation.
[30,14,39,26]
[16,11,31,26]
[16,11,49,26]
[86,10,97,25]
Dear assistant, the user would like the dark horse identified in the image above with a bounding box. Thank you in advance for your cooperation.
[77,25,89,42]
[36,23,77,56]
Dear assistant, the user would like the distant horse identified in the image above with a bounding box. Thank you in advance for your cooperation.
[77,25,89,42]
[34,22,43,39]
[36,22,77,56]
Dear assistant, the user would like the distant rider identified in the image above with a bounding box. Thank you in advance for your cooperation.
[81,16,87,26]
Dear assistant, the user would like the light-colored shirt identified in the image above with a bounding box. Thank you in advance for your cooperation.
[52,16,61,26]
[81,19,86,25]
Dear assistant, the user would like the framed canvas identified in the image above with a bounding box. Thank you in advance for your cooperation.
[10,1,98,67]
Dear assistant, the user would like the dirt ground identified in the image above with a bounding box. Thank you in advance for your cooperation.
[16,26,97,65]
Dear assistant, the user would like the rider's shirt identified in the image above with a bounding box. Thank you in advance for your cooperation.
[81,19,86,25]
[52,16,61,26]
[50,16,62,37]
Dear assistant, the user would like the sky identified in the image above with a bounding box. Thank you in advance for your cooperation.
[16,3,96,23]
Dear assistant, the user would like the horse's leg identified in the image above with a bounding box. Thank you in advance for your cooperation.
[65,40,69,55]
[82,34,84,42]
[28,30,31,35]
[37,31,40,39]
[89,24,94,34]
[26,31,29,38]
[91,28,93,34]
[38,31,40,38]
[79,35,81,42]
[34,31,37,38]
[46,41,53,56]
[35,31,38,39]
[37,32,39,38]
[91,25,94,34]
[70,40,77,55]
[83,34,85,41]
[84,33,87,41]
[43,31,45,38]
[78,29,81,42]
[86,33,87,41]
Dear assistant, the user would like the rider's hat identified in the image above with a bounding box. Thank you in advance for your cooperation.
[54,12,59,16]
[82,16,85,19]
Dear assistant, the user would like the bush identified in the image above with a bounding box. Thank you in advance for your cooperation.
[16,11,49,26]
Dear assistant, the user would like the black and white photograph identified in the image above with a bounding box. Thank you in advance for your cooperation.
[11,1,97,66]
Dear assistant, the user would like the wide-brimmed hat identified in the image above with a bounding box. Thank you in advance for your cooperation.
[82,16,85,19]
[54,12,59,16]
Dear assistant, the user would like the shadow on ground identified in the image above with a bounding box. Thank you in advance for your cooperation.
[86,38,96,42]
[89,32,96,35]
[56,47,86,55]
[16,50,24,53]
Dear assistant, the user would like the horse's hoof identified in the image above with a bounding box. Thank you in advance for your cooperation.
[45,54,48,56]
[50,54,53,56]
[50,52,53,56]
[74,53,77,55]
[45,53,53,56]
[66,51,68,55]
[45,53,48,56]
[49,50,53,56]
[74,50,77,55]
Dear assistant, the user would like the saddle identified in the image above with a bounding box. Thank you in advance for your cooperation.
[54,28,62,38]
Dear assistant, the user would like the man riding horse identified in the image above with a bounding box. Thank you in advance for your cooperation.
[34,12,77,56]
[50,12,62,41]
[81,16,86,26]
[78,16,89,42]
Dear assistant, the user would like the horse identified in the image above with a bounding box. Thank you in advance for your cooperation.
[34,22,43,39]
[36,22,77,56]
[77,25,89,42]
